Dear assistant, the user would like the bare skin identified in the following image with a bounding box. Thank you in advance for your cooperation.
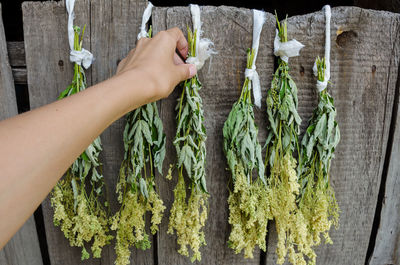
[0,27,196,248]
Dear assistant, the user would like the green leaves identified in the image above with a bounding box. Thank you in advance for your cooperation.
[120,102,166,189]
[223,48,265,186]
[265,61,302,165]
[178,145,195,176]
[299,90,340,178]
[173,75,208,192]
[139,178,149,199]
[115,94,166,259]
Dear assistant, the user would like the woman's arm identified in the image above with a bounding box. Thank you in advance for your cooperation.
[0,27,196,248]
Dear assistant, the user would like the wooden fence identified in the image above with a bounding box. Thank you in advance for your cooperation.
[1,1,399,264]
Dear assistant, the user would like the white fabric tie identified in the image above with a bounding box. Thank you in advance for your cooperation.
[244,9,266,108]
[70,49,93,69]
[137,2,153,40]
[273,29,304,63]
[185,4,216,71]
[66,0,93,69]
[313,5,331,92]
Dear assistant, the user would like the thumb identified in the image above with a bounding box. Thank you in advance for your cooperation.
[174,63,197,83]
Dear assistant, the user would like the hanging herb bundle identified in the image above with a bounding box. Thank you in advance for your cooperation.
[298,57,340,249]
[110,10,167,264]
[111,98,166,265]
[166,5,214,261]
[50,24,113,260]
[298,6,340,253]
[223,48,270,258]
[265,16,315,264]
[222,9,271,259]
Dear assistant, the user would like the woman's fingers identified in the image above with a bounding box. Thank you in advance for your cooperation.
[165,27,188,59]
[173,52,185,65]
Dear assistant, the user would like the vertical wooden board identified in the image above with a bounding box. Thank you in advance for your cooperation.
[1,216,43,265]
[0,250,6,264]
[22,1,96,265]
[369,40,400,265]
[0,3,43,265]
[0,5,17,119]
[153,6,276,265]
[265,7,400,265]
[89,0,153,264]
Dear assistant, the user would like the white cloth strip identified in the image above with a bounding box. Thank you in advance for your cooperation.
[186,4,216,71]
[137,2,153,40]
[244,9,266,108]
[66,0,93,69]
[273,29,304,63]
[313,5,331,92]
[66,0,76,52]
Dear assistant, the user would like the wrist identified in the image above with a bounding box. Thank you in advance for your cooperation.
[98,68,158,119]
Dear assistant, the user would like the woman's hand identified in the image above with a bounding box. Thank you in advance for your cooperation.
[116,27,197,102]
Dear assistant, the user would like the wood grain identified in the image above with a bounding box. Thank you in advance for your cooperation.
[12,68,27,85]
[1,41,28,85]
[7,41,26,67]
[153,6,275,265]
[369,15,400,264]
[0,3,43,265]
[265,7,400,265]
[0,4,18,120]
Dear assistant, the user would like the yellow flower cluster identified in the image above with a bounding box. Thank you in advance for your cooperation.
[111,188,165,265]
[268,153,315,265]
[51,172,112,260]
[167,170,208,262]
[227,163,271,258]
[299,170,339,247]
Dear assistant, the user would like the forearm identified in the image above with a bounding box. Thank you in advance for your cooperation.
[0,69,153,247]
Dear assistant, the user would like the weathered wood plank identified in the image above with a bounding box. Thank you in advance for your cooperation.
[265,7,400,265]
[22,1,95,265]
[0,6,18,120]
[6,41,27,84]
[153,6,275,265]
[1,216,44,265]
[0,3,43,265]
[89,0,151,264]
[7,41,25,67]
[369,27,400,265]
[12,68,27,85]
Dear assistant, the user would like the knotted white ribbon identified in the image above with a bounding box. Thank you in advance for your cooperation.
[244,9,266,108]
[66,0,93,69]
[274,30,304,63]
[313,5,331,92]
[137,2,153,40]
[185,4,216,71]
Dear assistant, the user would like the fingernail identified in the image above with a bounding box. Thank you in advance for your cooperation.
[189,64,197,77]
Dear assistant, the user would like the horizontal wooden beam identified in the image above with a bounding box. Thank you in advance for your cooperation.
[12,67,27,84]
[6,41,27,85]
[7,41,25,67]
